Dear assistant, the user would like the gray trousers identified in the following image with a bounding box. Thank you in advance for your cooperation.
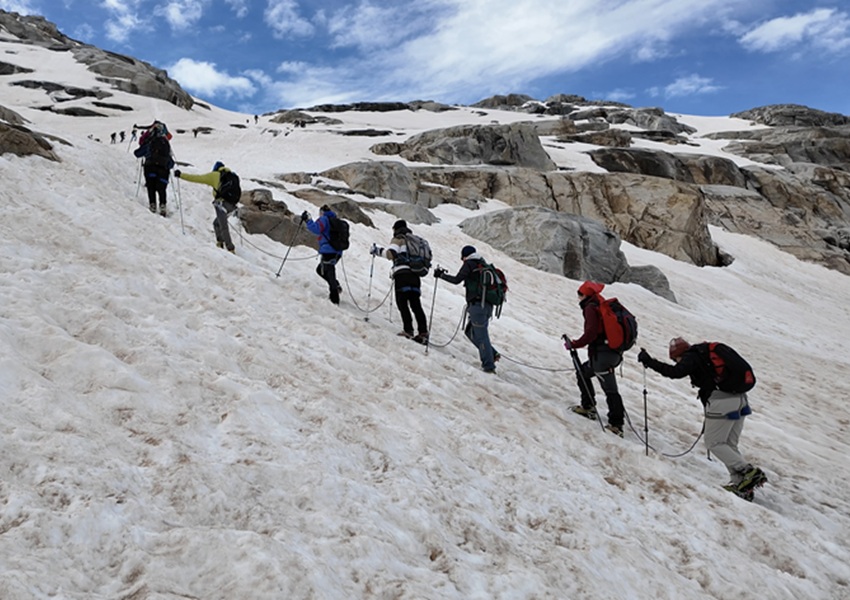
[704,391,751,482]
[213,201,237,250]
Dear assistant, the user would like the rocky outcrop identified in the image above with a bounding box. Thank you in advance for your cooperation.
[731,104,850,127]
[712,126,850,171]
[0,11,193,109]
[374,123,557,170]
[588,147,747,187]
[237,189,318,250]
[318,161,719,267]
[458,206,675,300]
[0,121,59,160]
[0,104,27,125]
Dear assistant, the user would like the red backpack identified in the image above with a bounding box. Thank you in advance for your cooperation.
[598,296,638,353]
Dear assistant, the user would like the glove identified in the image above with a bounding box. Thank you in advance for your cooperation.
[300,211,310,223]
[434,267,446,279]
[370,244,384,257]
[174,169,181,178]
[637,348,652,366]
[562,335,572,349]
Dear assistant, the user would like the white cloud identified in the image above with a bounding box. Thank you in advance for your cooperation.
[264,0,314,38]
[739,8,850,53]
[326,2,430,51]
[0,0,38,13]
[258,0,752,107]
[167,57,256,99]
[225,0,249,18]
[157,0,208,31]
[601,88,637,103]
[658,74,722,98]
[99,0,147,43]
[376,0,743,102]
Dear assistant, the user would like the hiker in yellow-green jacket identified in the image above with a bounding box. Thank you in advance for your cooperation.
[174,161,241,253]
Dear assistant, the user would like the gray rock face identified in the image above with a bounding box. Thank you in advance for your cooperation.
[458,206,675,299]
[714,126,850,171]
[384,123,557,170]
[588,147,747,187]
[731,104,850,127]
[0,11,193,109]
[0,121,59,161]
[317,161,719,267]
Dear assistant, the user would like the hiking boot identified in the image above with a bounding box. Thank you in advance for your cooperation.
[494,351,501,362]
[149,203,156,213]
[159,205,167,217]
[413,333,429,345]
[397,331,414,339]
[483,366,496,374]
[227,247,235,254]
[329,289,340,305]
[216,241,224,249]
[605,424,624,438]
[723,484,755,502]
[571,405,598,420]
[736,466,767,492]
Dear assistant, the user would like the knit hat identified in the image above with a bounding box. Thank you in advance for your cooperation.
[668,337,691,361]
[577,281,605,297]
[461,245,476,259]
[212,161,224,171]
[392,219,407,233]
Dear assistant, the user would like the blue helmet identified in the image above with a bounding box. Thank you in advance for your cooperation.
[212,161,224,171]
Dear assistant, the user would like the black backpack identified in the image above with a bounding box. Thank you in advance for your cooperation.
[399,234,433,275]
[146,135,172,169]
[468,261,508,317]
[326,215,350,252]
[216,170,242,204]
[700,342,756,394]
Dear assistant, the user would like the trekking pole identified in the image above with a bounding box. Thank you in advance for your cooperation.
[135,161,143,198]
[643,365,649,456]
[365,248,376,322]
[425,273,439,355]
[388,280,394,322]
[174,175,185,234]
[564,338,605,432]
[275,220,304,277]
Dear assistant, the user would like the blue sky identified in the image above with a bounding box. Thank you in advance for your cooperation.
[3,0,849,116]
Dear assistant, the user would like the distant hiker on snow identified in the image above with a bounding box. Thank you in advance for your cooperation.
[371,219,430,344]
[301,205,346,305]
[174,161,242,253]
[565,281,627,437]
[434,245,502,373]
[133,123,174,216]
[638,338,767,500]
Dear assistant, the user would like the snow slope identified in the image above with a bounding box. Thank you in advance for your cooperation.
[1,39,850,600]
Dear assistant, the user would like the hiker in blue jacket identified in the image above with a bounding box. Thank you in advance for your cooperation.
[301,205,343,305]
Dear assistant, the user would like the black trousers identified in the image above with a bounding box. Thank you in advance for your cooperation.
[394,271,428,335]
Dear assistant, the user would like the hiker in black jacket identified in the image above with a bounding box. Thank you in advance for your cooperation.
[639,338,767,498]
[435,245,500,373]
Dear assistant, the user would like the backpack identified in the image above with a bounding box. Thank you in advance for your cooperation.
[598,297,638,353]
[326,215,350,252]
[470,262,508,317]
[399,233,433,275]
[145,135,172,169]
[216,170,242,204]
[701,342,757,394]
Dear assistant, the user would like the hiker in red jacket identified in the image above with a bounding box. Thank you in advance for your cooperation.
[565,281,625,437]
